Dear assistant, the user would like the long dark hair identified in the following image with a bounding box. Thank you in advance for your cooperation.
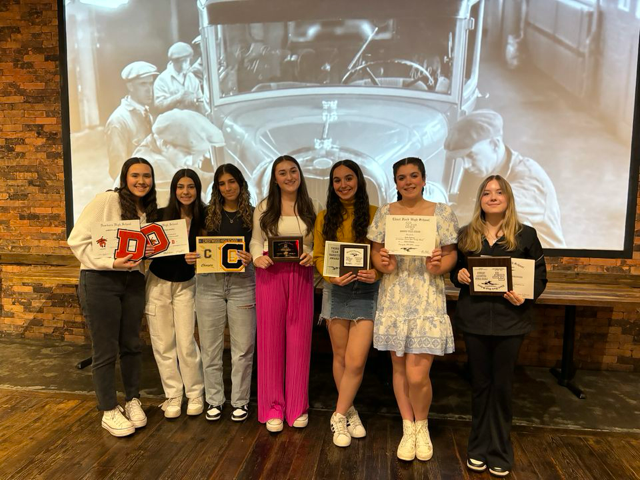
[322,160,370,243]
[259,155,316,236]
[116,157,158,221]
[162,169,206,234]
[393,157,426,201]
[205,163,253,232]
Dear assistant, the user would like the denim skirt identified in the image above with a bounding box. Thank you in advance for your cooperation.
[320,280,379,322]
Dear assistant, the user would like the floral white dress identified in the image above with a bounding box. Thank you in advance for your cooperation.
[367,203,459,356]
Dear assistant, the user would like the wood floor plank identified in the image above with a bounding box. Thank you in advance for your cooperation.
[603,437,640,479]
[260,427,307,480]
[509,432,543,480]
[431,426,469,480]
[546,433,594,480]
[6,401,112,480]
[559,435,615,480]
[515,432,564,479]
[0,395,51,442]
[310,413,345,480]
[178,413,245,479]
[0,397,88,476]
[361,414,392,480]
[232,425,281,479]
[287,417,330,480]
[582,436,639,480]
[172,417,259,480]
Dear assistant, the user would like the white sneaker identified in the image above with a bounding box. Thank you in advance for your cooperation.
[346,406,366,438]
[415,419,433,461]
[293,413,308,428]
[330,412,351,447]
[160,397,182,419]
[186,396,204,416]
[397,419,416,461]
[124,398,147,428]
[102,406,135,437]
[266,418,283,432]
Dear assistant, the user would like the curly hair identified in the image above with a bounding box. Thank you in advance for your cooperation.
[205,164,253,233]
[162,169,207,233]
[393,157,426,201]
[116,157,158,222]
[259,155,316,236]
[322,160,370,243]
[457,175,522,254]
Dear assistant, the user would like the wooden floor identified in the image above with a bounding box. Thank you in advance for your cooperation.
[1,390,639,480]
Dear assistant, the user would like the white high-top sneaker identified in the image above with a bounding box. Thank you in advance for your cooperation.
[397,419,416,461]
[102,406,135,437]
[415,419,433,461]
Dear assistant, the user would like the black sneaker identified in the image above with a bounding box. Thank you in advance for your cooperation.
[206,404,222,421]
[489,466,510,477]
[467,457,487,472]
[231,404,249,422]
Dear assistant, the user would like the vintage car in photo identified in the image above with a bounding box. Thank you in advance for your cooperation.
[198,0,484,205]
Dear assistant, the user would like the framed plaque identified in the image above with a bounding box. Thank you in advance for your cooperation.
[339,243,370,277]
[268,236,303,263]
[196,236,245,273]
[468,256,512,296]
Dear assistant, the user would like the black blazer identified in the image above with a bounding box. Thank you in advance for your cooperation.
[450,225,547,336]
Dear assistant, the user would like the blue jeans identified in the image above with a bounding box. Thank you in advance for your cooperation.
[196,266,256,407]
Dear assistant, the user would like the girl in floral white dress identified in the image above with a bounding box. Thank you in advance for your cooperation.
[368,157,459,462]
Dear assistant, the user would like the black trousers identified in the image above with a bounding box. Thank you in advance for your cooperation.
[464,333,524,470]
[78,270,145,411]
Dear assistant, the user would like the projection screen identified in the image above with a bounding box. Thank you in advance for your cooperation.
[59,0,640,255]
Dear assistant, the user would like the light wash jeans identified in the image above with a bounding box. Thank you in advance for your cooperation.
[196,266,256,408]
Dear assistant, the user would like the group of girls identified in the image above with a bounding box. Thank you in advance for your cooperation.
[69,153,546,478]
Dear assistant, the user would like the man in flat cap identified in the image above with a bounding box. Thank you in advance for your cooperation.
[154,42,207,115]
[132,109,225,204]
[105,61,158,179]
[445,109,565,248]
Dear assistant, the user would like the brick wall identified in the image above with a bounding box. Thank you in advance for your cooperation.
[1,0,639,370]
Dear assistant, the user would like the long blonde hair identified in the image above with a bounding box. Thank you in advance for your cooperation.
[458,175,522,254]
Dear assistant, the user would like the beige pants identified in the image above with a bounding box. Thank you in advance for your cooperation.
[145,272,204,399]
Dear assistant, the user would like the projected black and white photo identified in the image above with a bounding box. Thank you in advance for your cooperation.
[62,0,639,251]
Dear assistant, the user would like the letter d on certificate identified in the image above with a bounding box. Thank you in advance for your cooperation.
[385,215,437,257]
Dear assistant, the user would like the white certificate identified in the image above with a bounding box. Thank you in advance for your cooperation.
[511,258,535,299]
[385,215,437,257]
[323,241,348,278]
[91,220,141,260]
[472,266,509,293]
[144,219,190,258]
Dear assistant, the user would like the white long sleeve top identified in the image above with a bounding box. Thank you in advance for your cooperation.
[67,191,146,272]
[249,198,323,261]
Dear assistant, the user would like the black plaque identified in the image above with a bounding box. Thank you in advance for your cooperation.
[339,243,370,277]
[268,236,303,262]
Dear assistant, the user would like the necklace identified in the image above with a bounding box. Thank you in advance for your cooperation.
[223,209,239,224]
